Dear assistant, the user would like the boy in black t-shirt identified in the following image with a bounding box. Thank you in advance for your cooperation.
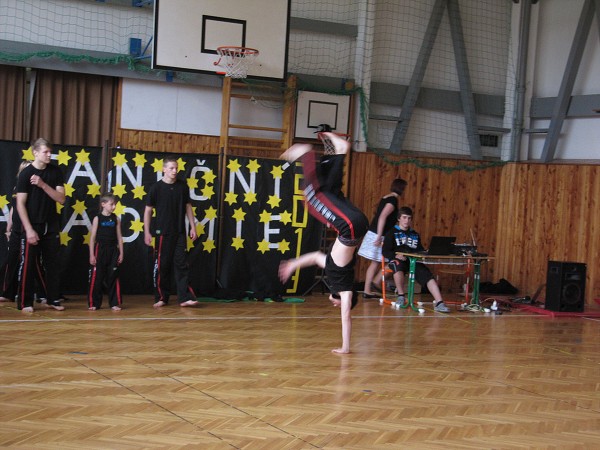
[88,193,124,311]
[0,161,48,304]
[144,157,198,308]
[15,138,66,312]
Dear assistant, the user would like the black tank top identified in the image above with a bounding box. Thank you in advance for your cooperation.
[96,213,118,245]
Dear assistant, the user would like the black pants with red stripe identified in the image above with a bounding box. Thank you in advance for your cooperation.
[88,242,122,309]
[1,229,47,301]
[153,233,195,304]
[300,151,368,246]
[17,227,59,309]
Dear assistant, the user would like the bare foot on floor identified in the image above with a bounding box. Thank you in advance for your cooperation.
[331,348,350,354]
[280,143,312,162]
[153,300,166,309]
[0,296,11,302]
[180,300,198,307]
[46,303,65,311]
[21,306,34,313]
[88,306,97,311]
[111,306,122,311]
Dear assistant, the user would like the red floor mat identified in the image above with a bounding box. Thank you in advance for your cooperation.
[515,303,600,318]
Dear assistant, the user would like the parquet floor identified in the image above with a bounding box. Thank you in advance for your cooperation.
[1,293,599,449]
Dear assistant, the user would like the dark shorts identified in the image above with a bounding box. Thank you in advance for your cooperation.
[389,259,434,287]
[325,252,356,294]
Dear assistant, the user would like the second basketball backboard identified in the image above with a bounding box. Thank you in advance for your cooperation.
[153,0,290,81]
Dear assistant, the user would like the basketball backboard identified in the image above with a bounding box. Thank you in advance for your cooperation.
[295,91,352,139]
[153,0,290,81]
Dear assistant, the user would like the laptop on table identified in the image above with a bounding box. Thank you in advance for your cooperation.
[423,236,456,255]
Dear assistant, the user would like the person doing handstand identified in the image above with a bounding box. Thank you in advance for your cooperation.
[278,133,369,354]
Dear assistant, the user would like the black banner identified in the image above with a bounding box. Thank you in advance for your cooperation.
[0,141,322,296]
[218,156,322,297]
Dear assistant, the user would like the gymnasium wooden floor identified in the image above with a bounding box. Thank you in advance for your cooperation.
[1,292,599,449]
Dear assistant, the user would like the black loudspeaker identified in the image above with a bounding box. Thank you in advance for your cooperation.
[545,261,586,312]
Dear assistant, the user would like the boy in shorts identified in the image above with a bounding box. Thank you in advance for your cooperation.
[279,133,369,354]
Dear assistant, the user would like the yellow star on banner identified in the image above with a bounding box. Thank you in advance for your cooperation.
[279,211,292,225]
[203,239,216,253]
[187,178,199,189]
[59,231,71,246]
[244,191,257,205]
[267,195,281,209]
[278,240,291,254]
[148,236,155,248]
[201,185,215,199]
[87,183,101,198]
[151,158,164,173]
[112,152,128,167]
[227,158,241,172]
[114,201,126,217]
[129,219,144,234]
[259,211,272,223]
[76,149,90,164]
[56,203,64,214]
[83,231,91,245]
[56,150,71,166]
[131,185,146,200]
[64,183,75,198]
[224,192,238,205]
[0,195,9,210]
[231,237,244,250]
[195,222,205,236]
[232,208,246,222]
[247,159,261,173]
[111,184,127,198]
[257,240,270,254]
[73,200,87,215]
[203,170,217,184]
[271,165,284,179]
[204,206,218,220]
[186,235,195,251]
[177,157,186,172]
[133,153,147,167]
[22,147,34,161]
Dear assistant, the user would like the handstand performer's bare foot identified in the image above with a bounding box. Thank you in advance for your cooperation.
[153,300,166,309]
[278,259,296,283]
[180,300,199,307]
[280,143,312,162]
[332,347,350,354]
[322,132,351,154]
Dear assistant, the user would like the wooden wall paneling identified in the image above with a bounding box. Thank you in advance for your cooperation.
[495,162,600,305]
[349,153,502,292]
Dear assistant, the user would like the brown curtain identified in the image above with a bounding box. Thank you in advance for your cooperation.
[0,64,27,141]
[30,69,118,147]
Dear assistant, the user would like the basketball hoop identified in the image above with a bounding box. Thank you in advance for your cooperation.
[318,132,351,155]
[213,46,259,79]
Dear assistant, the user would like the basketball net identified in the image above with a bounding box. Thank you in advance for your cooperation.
[214,46,259,79]
[318,132,351,155]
